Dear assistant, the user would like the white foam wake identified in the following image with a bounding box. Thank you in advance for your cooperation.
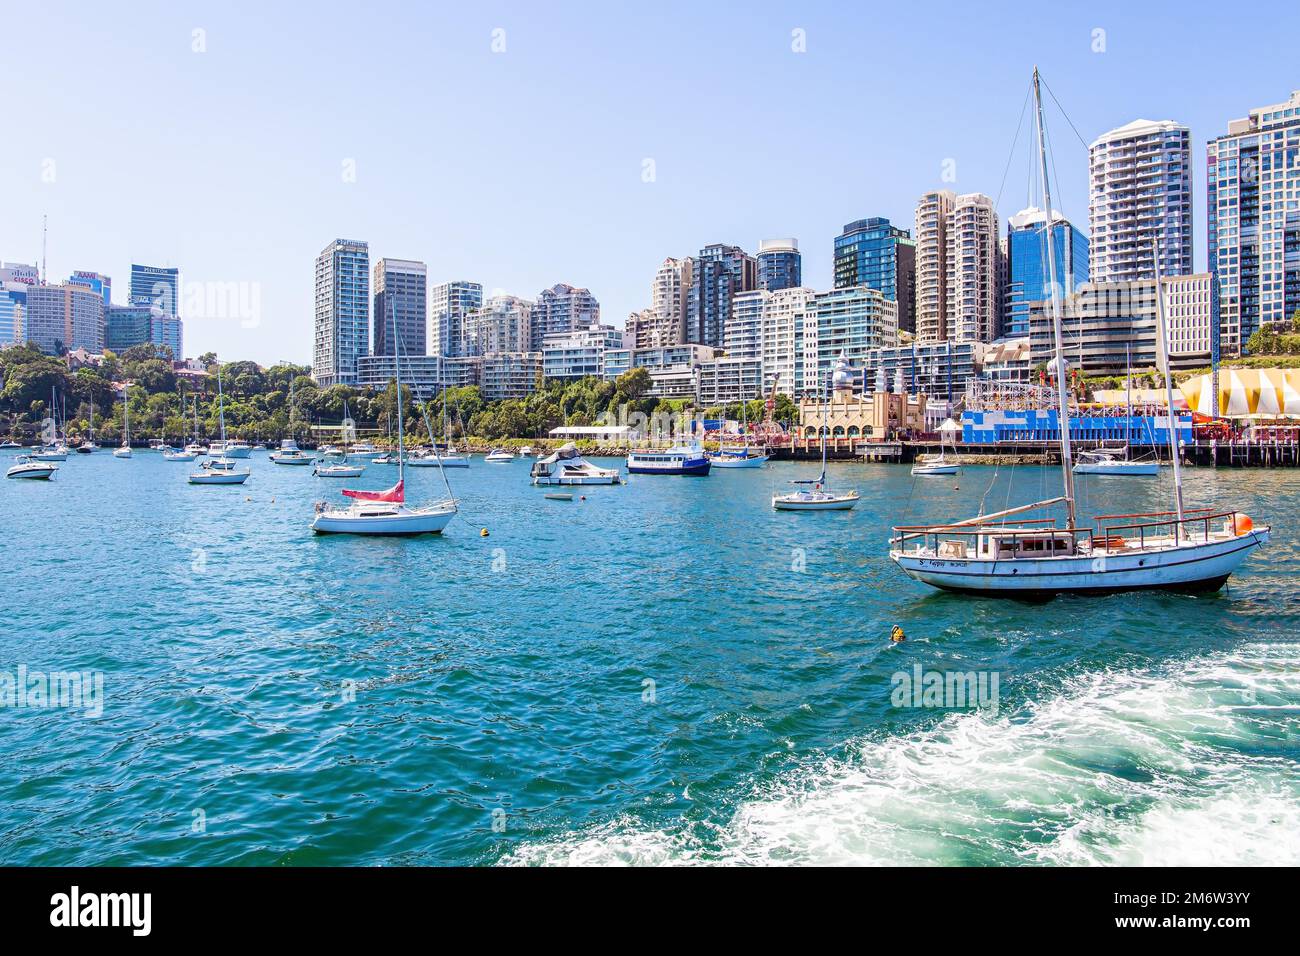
[503,643,1300,866]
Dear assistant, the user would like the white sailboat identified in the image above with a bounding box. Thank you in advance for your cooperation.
[772,360,859,510]
[710,398,770,468]
[408,394,468,468]
[75,398,98,453]
[32,387,70,460]
[889,69,1268,596]
[311,297,457,535]
[1074,346,1158,476]
[113,386,133,458]
[189,366,250,485]
[315,401,366,477]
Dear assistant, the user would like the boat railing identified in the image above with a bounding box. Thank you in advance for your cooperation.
[890,523,1096,556]
[1096,510,1243,550]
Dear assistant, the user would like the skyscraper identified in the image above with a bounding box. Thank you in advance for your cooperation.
[428,280,483,358]
[20,283,105,354]
[0,263,37,347]
[313,238,369,387]
[372,258,427,357]
[833,218,916,332]
[687,243,755,347]
[1208,90,1300,355]
[530,283,600,350]
[945,193,1001,343]
[648,257,692,347]
[129,264,180,316]
[69,271,112,309]
[1089,119,1193,283]
[1004,207,1089,339]
[915,190,956,342]
[464,295,533,355]
[756,239,801,292]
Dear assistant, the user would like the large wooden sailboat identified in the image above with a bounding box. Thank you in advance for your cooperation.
[889,69,1269,597]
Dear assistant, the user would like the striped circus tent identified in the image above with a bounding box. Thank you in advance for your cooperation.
[1180,368,1300,419]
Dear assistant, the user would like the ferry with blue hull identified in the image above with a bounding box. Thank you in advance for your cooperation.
[627,442,711,476]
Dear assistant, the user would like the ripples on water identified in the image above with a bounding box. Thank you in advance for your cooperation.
[1,452,1296,865]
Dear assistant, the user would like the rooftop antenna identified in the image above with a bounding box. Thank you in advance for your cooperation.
[41,214,48,283]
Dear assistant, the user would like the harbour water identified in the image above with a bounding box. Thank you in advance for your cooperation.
[2,452,1297,865]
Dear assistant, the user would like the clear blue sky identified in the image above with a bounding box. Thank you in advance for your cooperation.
[3,0,1296,364]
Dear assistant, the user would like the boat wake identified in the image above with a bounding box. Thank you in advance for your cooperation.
[502,642,1300,866]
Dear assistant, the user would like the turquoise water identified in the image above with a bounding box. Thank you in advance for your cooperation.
[2,450,1297,866]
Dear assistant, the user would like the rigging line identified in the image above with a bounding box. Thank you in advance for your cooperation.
[1040,73,1090,153]
[994,80,1034,212]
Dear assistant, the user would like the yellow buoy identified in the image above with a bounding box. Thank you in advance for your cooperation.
[890,625,905,643]
[480,528,489,537]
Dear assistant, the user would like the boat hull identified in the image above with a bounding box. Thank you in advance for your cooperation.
[315,466,365,478]
[311,507,455,535]
[270,455,314,465]
[912,464,959,475]
[1073,462,1159,476]
[627,457,710,476]
[532,473,620,486]
[891,529,1270,597]
[710,455,769,469]
[772,495,859,511]
[6,464,56,480]
[189,470,250,484]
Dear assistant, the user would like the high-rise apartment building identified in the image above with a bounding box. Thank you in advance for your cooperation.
[756,239,801,292]
[1208,90,1300,355]
[372,258,427,357]
[802,286,899,391]
[464,295,533,355]
[647,257,692,347]
[1004,207,1089,338]
[687,243,755,347]
[1089,119,1193,283]
[530,283,600,350]
[945,193,1001,343]
[312,238,370,387]
[834,218,916,332]
[20,283,105,354]
[428,280,483,358]
[725,289,768,360]
[129,264,180,315]
[915,190,956,342]
[759,287,815,398]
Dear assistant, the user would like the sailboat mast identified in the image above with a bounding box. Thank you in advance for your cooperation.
[391,292,405,483]
[1152,239,1186,523]
[1125,342,1132,453]
[1032,67,1077,529]
[819,367,829,484]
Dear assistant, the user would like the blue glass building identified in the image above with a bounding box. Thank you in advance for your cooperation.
[756,239,801,291]
[130,264,180,315]
[833,218,916,332]
[1003,209,1088,339]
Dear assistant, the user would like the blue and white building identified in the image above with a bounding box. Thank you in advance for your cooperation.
[313,238,370,387]
[755,239,801,292]
[1003,207,1089,338]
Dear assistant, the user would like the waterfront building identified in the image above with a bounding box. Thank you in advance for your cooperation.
[759,287,815,398]
[372,258,427,357]
[151,312,183,357]
[602,344,722,399]
[756,239,801,292]
[313,238,370,387]
[464,295,533,356]
[800,286,899,393]
[18,283,105,354]
[428,280,483,358]
[541,324,624,380]
[356,354,445,400]
[129,263,180,315]
[1207,90,1300,354]
[725,289,767,361]
[69,271,112,309]
[441,355,483,388]
[962,407,1192,446]
[603,347,632,380]
[1161,273,1216,368]
[1003,207,1089,338]
[861,341,981,404]
[914,190,956,342]
[834,218,917,333]
[481,352,542,401]
[696,356,764,405]
[945,193,1001,344]
[530,283,600,351]
[687,243,755,347]
[797,379,927,442]
[1089,119,1193,283]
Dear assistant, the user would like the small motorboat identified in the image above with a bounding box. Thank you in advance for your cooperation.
[6,456,57,480]
[222,439,254,459]
[270,439,314,465]
[485,448,515,463]
[75,441,98,454]
[184,442,208,456]
[372,452,400,465]
[164,449,198,462]
[31,445,69,462]
[519,446,535,458]
[530,443,622,485]
[189,457,250,485]
[315,459,366,478]
[0,440,21,450]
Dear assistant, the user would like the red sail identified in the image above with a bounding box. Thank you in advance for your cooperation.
[342,480,404,503]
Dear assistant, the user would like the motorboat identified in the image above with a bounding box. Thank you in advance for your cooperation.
[710,445,769,468]
[350,441,378,455]
[519,446,535,458]
[75,441,98,454]
[0,440,21,450]
[315,460,366,478]
[270,439,314,465]
[189,457,251,484]
[185,443,208,456]
[164,448,198,462]
[220,439,253,459]
[6,456,57,480]
[485,448,515,463]
[31,445,69,462]
[627,441,710,476]
[530,443,622,485]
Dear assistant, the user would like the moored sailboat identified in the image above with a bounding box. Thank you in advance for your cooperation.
[189,366,250,485]
[889,69,1268,596]
[773,359,859,510]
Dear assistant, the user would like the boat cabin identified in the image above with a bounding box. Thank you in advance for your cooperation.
[977,530,1078,560]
